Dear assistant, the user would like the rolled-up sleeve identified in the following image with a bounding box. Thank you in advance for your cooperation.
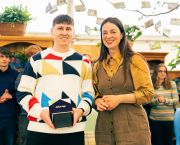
[130,54,154,105]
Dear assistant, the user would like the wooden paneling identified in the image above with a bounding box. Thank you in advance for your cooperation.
[0,36,53,48]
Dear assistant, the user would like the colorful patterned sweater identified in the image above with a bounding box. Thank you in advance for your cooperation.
[16,48,95,134]
[149,81,179,121]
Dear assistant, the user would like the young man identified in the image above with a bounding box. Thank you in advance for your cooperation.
[0,47,19,145]
[15,45,42,145]
[16,14,94,145]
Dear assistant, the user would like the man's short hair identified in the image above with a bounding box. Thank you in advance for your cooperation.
[52,14,74,27]
[0,47,11,58]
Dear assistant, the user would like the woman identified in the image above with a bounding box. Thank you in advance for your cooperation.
[149,63,179,145]
[93,17,154,145]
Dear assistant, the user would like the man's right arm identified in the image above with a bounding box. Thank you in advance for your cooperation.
[16,59,43,121]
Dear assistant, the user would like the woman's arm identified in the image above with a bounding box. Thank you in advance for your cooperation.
[164,81,179,105]
[130,54,154,104]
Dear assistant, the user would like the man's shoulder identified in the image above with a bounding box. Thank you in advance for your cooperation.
[67,50,84,60]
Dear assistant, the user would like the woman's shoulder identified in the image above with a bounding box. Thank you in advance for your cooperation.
[130,53,150,73]
[131,53,146,63]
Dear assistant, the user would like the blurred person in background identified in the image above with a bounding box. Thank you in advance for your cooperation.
[15,45,42,145]
[149,63,179,145]
[0,47,19,145]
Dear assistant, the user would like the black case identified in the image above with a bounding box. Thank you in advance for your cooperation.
[49,99,74,128]
[52,111,73,128]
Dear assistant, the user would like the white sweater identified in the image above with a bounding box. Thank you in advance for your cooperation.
[17,48,95,134]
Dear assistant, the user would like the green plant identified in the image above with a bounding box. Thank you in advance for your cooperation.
[168,45,180,70]
[15,53,28,64]
[0,5,33,24]
[124,25,143,41]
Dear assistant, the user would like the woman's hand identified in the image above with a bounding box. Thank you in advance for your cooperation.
[158,96,166,103]
[103,95,120,110]
[40,109,55,129]
[95,98,109,111]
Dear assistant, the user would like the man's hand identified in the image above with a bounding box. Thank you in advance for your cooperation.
[0,98,6,103]
[2,89,12,100]
[0,89,12,103]
[72,108,84,126]
[40,109,54,129]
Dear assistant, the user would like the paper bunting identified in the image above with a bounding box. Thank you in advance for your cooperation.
[85,25,91,34]
[167,3,179,10]
[163,28,171,37]
[87,9,97,16]
[57,0,67,6]
[96,17,104,25]
[75,5,86,12]
[49,5,58,14]
[170,18,180,26]
[144,19,154,28]
[45,3,52,13]
[113,2,126,9]
[155,20,161,32]
[141,1,151,8]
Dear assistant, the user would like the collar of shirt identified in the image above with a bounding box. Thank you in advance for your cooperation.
[0,66,11,73]
[102,53,123,78]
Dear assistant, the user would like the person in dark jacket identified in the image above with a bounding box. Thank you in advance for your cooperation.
[15,45,42,145]
[0,47,19,145]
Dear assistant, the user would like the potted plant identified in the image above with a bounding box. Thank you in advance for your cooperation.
[0,5,33,36]
[124,24,142,45]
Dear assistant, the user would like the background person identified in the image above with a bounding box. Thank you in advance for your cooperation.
[15,45,42,145]
[93,17,154,145]
[149,63,179,145]
[0,47,19,145]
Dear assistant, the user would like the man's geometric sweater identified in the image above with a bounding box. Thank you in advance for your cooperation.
[16,48,95,134]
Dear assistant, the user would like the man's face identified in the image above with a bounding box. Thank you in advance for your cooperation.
[0,53,10,68]
[51,23,74,47]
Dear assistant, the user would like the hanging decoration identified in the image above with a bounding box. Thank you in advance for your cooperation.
[87,9,97,16]
[144,19,154,28]
[141,1,151,8]
[44,0,180,37]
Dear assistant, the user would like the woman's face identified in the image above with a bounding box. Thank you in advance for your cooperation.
[102,22,123,51]
[157,66,167,81]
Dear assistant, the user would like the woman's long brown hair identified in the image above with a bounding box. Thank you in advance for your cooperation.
[151,63,171,89]
[98,17,135,82]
